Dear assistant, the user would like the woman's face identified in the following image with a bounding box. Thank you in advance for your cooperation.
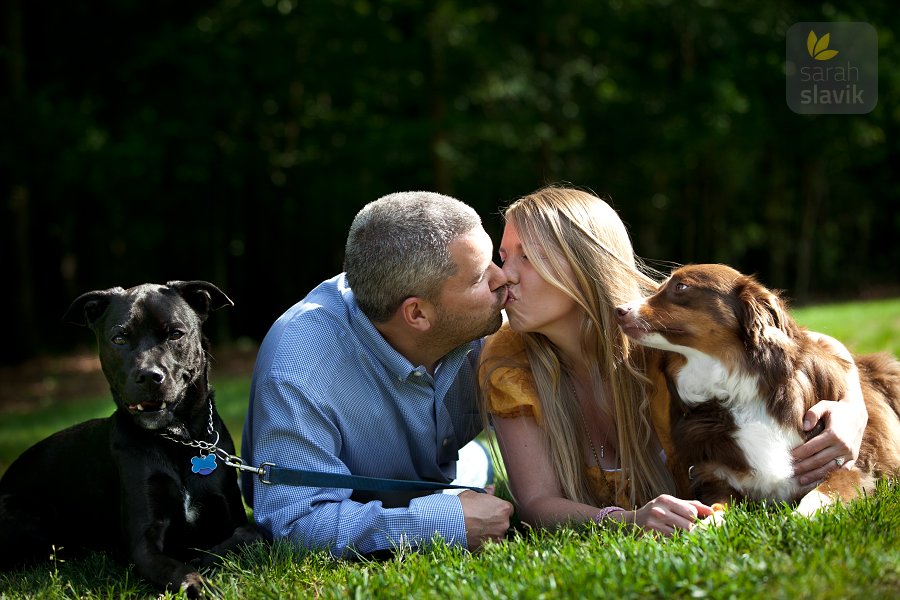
[499,222,580,338]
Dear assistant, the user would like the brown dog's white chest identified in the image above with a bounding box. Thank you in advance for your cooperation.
[671,353,806,501]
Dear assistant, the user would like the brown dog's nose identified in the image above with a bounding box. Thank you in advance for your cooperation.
[135,368,166,387]
[615,304,632,319]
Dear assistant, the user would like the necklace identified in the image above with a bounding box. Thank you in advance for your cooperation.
[569,379,606,467]
[579,402,605,466]
[569,378,618,505]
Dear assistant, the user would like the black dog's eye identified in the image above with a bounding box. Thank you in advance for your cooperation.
[111,334,127,345]
[168,330,185,341]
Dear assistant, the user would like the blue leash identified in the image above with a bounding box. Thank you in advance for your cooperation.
[256,463,486,494]
[161,412,487,494]
[185,445,488,494]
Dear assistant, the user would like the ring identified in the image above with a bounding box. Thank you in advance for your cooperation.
[834,457,845,467]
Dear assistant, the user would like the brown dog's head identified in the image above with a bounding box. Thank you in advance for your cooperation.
[63,281,232,430]
[615,264,799,384]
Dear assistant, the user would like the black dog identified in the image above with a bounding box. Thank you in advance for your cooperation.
[0,281,259,597]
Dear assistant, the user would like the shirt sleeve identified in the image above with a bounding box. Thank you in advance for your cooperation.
[479,325,543,424]
[248,373,467,556]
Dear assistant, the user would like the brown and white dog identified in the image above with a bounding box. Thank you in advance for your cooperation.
[615,263,900,515]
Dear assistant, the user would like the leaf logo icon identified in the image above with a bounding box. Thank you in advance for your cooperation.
[807,31,839,60]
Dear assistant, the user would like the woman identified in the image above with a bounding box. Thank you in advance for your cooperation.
[480,185,867,535]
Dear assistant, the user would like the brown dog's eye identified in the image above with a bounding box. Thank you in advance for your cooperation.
[675,282,690,292]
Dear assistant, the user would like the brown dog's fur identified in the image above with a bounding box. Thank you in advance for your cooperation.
[616,263,900,513]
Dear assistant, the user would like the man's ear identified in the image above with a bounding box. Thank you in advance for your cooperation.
[399,297,435,332]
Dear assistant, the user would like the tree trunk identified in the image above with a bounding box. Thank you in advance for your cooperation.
[6,0,39,360]
[796,158,827,302]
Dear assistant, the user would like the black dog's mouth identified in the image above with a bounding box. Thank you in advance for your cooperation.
[127,400,171,413]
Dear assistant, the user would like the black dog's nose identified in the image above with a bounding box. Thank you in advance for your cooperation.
[135,368,166,387]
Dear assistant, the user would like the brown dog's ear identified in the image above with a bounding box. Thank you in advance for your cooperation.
[62,287,125,327]
[167,281,233,322]
[735,275,790,346]
[734,274,793,382]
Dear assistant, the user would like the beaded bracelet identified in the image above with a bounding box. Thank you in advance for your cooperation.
[594,506,626,522]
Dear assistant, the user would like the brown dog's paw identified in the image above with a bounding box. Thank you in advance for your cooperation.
[692,504,727,532]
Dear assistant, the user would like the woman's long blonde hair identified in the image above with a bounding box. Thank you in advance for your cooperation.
[490,185,674,508]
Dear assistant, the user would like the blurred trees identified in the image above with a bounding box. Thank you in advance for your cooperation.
[1,0,898,362]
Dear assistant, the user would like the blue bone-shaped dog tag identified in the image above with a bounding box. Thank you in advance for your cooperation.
[191,454,217,476]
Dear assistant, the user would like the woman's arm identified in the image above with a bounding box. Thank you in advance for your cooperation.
[493,415,711,534]
[791,332,868,486]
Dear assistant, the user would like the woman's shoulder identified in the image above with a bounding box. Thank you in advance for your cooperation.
[480,323,542,421]
[482,322,528,362]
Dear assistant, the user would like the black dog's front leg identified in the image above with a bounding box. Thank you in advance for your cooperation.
[196,524,262,570]
[124,475,207,598]
[131,517,207,597]
[190,472,262,569]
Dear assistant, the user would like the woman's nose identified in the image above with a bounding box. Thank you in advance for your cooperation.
[500,262,517,284]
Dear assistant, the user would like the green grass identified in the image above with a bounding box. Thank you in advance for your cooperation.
[2,484,899,598]
[791,297,900,357]
[1,298,899,598]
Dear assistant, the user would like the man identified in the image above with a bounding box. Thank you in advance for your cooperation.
[242,191,513,556]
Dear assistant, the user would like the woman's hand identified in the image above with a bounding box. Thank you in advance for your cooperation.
[792,397,867,485]
[628,495,713,536]
[791,332,867,486]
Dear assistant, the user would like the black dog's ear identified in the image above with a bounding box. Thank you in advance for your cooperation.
[62,288,124,327]
[167,280,234,322]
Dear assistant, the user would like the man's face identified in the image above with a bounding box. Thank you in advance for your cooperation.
[430,228,508,348]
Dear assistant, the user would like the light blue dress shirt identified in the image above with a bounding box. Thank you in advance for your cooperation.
[241,273,484,556]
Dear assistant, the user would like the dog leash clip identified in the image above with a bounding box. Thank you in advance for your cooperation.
[222,454,268,477]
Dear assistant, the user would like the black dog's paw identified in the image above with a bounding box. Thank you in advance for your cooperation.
[195,524,265,569]
[232,524,264,546]
[180,571,207,599]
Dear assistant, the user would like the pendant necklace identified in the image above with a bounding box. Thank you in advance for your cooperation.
[570,379,608,467]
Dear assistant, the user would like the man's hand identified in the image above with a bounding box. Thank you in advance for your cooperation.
[458,491,513,550]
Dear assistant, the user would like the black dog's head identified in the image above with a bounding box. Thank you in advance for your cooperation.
[63,281,233,431]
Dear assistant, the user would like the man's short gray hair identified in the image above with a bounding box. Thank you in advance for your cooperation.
[344,191,482,322]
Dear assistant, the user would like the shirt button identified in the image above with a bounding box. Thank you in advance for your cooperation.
[442,438,449,448]
[413,371,423,377]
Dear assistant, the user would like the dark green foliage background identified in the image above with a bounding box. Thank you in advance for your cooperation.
[2,0,898,361]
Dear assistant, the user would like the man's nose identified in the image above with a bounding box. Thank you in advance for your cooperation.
[489,262,508,289]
